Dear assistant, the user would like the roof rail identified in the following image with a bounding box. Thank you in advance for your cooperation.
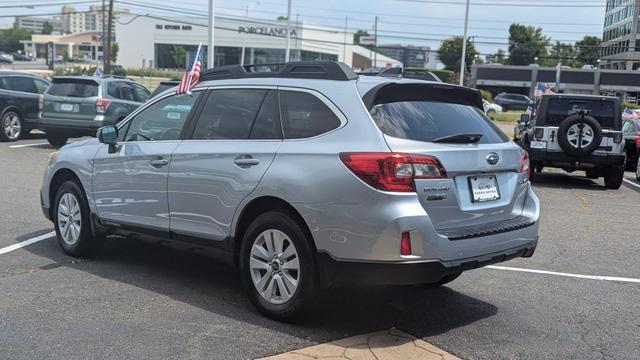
[377,67,443,82]
[200,61,358,81]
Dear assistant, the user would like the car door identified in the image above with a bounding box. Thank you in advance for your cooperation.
[92,91,203,232]
[12,76,42,120]
[107,81,139,121]
[168,87,282,246]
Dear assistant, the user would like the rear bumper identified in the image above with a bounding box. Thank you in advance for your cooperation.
[529,149,625,167]
[317,241,537,286]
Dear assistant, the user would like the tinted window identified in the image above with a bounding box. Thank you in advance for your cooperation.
[192,89,267,140]
[0,76,11,90]
[250,91,280,139]
[13,77,37,93]
[370,101,508,144]
[131,83,150,102]
[34,79,48,94]
[279,90,341,139]
[122,92,201,142]
[545,99,616,129]
[108,82,136,101]
[48,79,98,97]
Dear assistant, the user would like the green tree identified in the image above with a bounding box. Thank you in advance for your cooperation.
[171,45,186,68]
[110,41,119,63]
[507,23,550,65]
[41,21,53,35]
[353,29,370,45]
[575,35,602,66]
[437,36,478,71]
[496,49,506,64]
[546,41,577,67]
[0,28,32,53]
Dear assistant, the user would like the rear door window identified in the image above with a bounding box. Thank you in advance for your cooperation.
[34,79,48,94]
[370,101,508,144]
[13,76,37,93]
[0,76,11,90]
[279,90,341,139]
[47,79,99,98]
[545,99,616,129]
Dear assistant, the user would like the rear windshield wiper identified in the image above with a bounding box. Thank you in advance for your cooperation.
[433,133,483,143]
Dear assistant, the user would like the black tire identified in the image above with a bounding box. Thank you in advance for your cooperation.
[636,160,640,182]
[557,114,602,157]
[604,166,624,189]
[501,105,509,112]
[585,169,599,179]
[53,180,104,257]
[46,133,68,148]
[240,211,317,321]
[486,109,496,120]
[0,110,25,142]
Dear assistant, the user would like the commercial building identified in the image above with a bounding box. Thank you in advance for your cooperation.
[115,14,401,70]
[20,32,103,61]
[471,64,640,104]
[377,45,433,68]
[600,0,640,70]
[14,16,62,34]
[61,5,129,34]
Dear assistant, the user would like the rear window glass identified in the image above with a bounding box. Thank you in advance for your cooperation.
[545,99,616,128]
[47,79,98,98]
[370,101,508,144]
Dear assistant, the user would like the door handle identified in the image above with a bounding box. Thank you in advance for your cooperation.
[234,155,260,167]
[149,159,169,167]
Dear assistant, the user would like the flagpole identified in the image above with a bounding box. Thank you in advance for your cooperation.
[186,43,202,95]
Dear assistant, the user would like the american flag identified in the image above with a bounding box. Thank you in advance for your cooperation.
[177,43,203,95]
[535,83,555,97]
[622,108,639,120]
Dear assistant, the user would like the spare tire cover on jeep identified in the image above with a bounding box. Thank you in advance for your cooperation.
[557,113,602,157]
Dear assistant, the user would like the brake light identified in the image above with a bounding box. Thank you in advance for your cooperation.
[38,94,43,110]
[95,98,111,114]
[339,152,447,192]
[520,149,530,178]
[635,134,640,146]
[400,231,412,256]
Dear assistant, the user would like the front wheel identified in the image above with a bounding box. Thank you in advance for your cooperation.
[0,111,24,142]
[604,166,624,189]
[240,211,317,321]
[53,181,103,257]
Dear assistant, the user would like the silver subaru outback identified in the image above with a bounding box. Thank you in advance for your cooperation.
[40,62,540,320]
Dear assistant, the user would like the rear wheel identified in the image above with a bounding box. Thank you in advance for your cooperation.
[46,133,68,148]
[585,169,599,179]
[636,161,640,181]
[240,211,317,321]
[53,181,104,257]
[0,111,24,142]
[486,109,496,120]
[604,166,624,189]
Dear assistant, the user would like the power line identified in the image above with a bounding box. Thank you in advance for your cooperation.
[396,0,608,7]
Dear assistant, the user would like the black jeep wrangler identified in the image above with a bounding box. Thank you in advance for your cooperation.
[519,94,625,189]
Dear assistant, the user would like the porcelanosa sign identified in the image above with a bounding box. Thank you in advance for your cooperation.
[238,25,297,38]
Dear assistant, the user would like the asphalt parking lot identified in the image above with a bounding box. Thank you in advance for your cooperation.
[1,134,639,359]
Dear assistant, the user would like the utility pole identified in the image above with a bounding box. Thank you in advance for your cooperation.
[285,0,292,62]
[101,0,105,69]
[207,0,215,68]
[459,0,470,86]
[373,16,378,67]
[105,0,113,74]
[240,5,248,65]
[343,16,348,64]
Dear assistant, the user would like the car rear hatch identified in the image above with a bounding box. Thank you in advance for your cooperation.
[42,77,99,121]
[361,82,530,231]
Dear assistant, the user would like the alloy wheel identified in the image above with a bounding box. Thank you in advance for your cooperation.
[3,113,21,141]
[566,123,594,149]
[249,229,300,305]
[57,193,82,246]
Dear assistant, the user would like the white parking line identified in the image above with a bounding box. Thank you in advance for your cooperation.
[623,178,640,189]
[487,265,640,283]
[0,231,55,255]
[9,142,51,148]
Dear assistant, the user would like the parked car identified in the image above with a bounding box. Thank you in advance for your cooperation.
[38,75,150,147]
[12,52,33,61]
[0,71,49,141]
[40,62,539,320]
[148,80,180,100]
[495,93,533,111]
[483,99,503,119]
[520,94,625,188]
[0,52,14,64]
[622,118,640,171]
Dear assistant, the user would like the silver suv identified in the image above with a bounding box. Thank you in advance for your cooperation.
[40,62,540,320]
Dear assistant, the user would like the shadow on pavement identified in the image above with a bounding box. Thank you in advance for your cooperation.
[22,232,497,342]
[531,171,606,191]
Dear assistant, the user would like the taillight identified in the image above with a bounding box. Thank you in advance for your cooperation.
[400,231,412,256]
[520,149,530,178]
[96,98,111,114]
[635,134,640,146]
[38,94,43,110]
[339,152,447,192]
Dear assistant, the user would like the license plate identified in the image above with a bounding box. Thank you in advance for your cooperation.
[60,103,74,112]
[469,175,500,203]
[530,140,547,149]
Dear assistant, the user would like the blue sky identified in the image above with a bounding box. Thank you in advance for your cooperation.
[1,0,606,57]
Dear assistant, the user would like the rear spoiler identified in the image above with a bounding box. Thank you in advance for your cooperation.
[361,82,484,111]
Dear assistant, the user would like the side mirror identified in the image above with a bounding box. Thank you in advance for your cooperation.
[520,114,531,124]
[97,125,118,145]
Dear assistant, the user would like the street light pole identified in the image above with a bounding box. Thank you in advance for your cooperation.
[207,0,215,68]
[459,0,470,86]
[285,0,292,62]
[343,16,348,64]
